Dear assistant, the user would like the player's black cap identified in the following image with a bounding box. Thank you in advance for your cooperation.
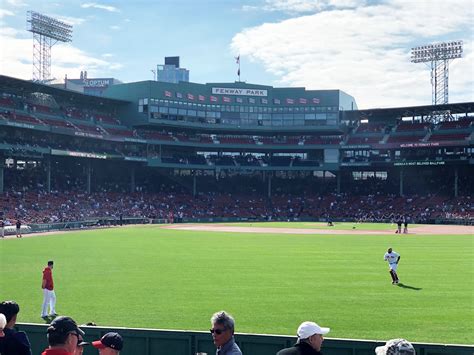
[47,316,84,337]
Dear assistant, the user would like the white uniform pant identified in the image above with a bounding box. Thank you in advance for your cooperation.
[42,289,56,317]
[389,263,398,272]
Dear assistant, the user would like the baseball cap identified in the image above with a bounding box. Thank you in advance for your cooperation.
[0,313,6,329]
[92,332,123,350]
[297,321,330,338]
[47,316,84,337]
[375,339,416,355]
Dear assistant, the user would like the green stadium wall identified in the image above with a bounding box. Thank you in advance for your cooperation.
[17,323,474,355]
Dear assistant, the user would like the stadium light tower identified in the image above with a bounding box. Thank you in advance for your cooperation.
[411,40,463,106]
[27,11,73,83]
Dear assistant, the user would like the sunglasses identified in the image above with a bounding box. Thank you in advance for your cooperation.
[210,328,226,335]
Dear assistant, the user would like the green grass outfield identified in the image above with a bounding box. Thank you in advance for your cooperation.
[0,222,472,345]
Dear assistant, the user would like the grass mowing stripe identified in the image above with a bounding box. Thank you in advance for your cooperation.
[0,224,472,344]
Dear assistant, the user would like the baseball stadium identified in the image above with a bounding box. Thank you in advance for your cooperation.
[0,12,473,354]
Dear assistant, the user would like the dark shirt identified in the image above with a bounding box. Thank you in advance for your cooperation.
[277,341,323,355]
[0,327,32,355]
[16,221,21,228]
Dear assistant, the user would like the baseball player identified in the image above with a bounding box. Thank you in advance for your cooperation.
[16,219,22,238]
[384,248,400,284]
[395,219,402,234]
[41,260,57,320]
[403,217,409,234]
[0,219,4,238]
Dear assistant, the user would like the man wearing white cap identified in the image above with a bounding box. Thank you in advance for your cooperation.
[375,338,416,355]
[276,321,330,355]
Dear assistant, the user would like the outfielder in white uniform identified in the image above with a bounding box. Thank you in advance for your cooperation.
[384,248,400,284]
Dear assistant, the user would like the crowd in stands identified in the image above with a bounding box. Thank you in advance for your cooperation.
[1,169,472,224]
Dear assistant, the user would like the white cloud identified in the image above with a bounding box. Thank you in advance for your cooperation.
[81,3,120,13]
[5,0,27,7]
[102,53,114,58]
[244,0,364,13]
[110,25,120,30]
[232,0,474,108]
[0,24,123,81]
[0,9,15,18]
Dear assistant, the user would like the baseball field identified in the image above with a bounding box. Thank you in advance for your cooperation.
[0,222,472,345]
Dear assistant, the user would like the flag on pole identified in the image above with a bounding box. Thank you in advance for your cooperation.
[235,55,240,64]
[237,68,240,76]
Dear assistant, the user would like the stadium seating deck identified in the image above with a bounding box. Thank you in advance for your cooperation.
[346,135,383,144]
[386,134,426,143]
[395,121,430,132]
[428,133,470,142]
[436,118,472,130]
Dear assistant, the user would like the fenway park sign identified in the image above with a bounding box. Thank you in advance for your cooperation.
[212,87,267,97]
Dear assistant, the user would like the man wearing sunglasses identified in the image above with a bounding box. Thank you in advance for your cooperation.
[41,316,85,355]
[210,311,242,355]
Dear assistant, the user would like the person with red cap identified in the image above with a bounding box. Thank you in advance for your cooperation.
[92,332,123,354]
[276,321,330,355]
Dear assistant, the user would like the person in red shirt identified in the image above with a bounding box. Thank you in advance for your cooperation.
[41,316,84,355]
[41,261,57,320]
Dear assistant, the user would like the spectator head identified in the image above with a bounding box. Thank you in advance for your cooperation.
[47,316,84,353]
[297,321,330,352]
[92,332,123,354]
[0,313,6,337]
[0,300,20,327]
[210,311,235,348]
[375,339,416,355]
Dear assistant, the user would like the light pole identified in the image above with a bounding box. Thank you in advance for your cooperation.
[411,41,463,106]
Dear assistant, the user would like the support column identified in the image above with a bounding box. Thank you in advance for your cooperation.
[130,166,136,193]
[267,173,272,198]
[399,168,404,197]
[0,165,4,194]
[336,173,341,194]
[193,172,197,197]
[86,161,92,194]
[454,168,458,198]
[46,159,51,193]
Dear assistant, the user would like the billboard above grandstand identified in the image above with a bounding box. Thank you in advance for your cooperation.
[212,87,268,97]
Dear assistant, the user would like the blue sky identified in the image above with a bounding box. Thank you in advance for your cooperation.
[0,0,473,109]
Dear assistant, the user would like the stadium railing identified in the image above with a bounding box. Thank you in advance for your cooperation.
[16,323,474,355]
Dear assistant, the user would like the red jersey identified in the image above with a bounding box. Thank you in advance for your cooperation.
[43,267,54,290]
[42,349,73,355]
